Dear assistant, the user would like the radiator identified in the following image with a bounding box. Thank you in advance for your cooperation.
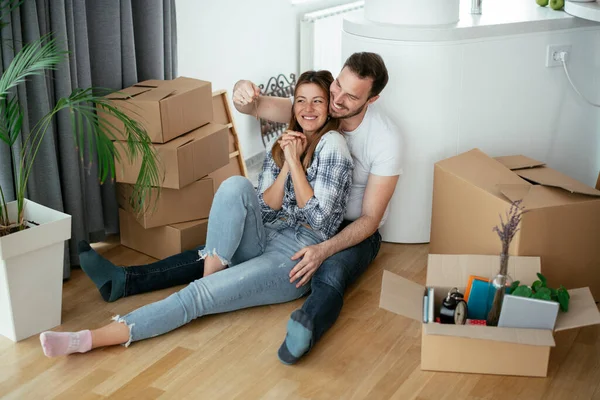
[300,1,364,75]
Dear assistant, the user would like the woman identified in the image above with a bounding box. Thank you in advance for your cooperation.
[40,70,353,357]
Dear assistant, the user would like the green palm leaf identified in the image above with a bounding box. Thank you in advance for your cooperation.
[0,96,23,145]
[19,88,162,221]
[0,34,65,100]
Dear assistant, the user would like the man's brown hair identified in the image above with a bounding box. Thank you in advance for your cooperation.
[342,52,389,98]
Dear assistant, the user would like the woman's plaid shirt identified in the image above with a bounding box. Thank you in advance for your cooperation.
[257,131,353,241]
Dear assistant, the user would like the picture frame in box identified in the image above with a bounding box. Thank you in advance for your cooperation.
[498,294,559,330]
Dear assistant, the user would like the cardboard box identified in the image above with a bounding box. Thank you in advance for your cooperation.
[207,157,244,192]
[211,92,237,152]
[430,149,600,299]
[212,91,230,125]
[117,178,214,229]
[379,254,600,377]
[115,122,229,189]
[119,208,208,260]
[227,127,237,153]
[103,77,213,143]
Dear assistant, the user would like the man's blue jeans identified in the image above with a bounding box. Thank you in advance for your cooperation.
[302,220,382,345]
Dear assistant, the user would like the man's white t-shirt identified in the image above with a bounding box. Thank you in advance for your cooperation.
[286,98,403,227]
[342,102,403,227]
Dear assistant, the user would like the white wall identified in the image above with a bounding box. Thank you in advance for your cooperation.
[176,0,353,160]
[343,28,600,243]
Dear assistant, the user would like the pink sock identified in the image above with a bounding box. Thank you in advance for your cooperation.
[39,330,92,357]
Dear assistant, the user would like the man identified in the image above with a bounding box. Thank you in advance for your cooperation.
[76,52,401,365]
[233,52,402,364]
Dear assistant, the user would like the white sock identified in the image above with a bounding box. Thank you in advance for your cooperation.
[39,330,92,357]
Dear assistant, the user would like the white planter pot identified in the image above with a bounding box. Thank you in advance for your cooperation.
[0,199,71,341]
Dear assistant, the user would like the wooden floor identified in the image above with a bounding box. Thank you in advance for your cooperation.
[1,241,599,400]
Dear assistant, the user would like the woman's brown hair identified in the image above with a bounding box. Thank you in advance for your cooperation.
[271,70,340,171]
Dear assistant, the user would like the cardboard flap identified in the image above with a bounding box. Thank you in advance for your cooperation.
[134,80,162,88]
[167,77,210,91]
[138,88,177,102]
[435,149,529,200]
[495,155,545,170]
[423,323,556,347]
[105,86,151,100]
[497,184,532,203]
[516,167,600,197]
[426,254,540,291]
[380,270,425,322]
[161,134,195,150]
[554,287,600,332]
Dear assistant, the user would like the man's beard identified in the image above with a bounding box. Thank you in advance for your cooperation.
[330,99,369,120]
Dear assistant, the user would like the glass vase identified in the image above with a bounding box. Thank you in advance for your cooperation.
[486,256,513,326]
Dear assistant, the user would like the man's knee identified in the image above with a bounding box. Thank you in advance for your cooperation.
[312,260,350,296]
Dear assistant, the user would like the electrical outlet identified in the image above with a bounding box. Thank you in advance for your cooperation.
[546,44,571,67]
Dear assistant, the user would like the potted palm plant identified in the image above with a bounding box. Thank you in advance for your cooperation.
[0,5,161,341]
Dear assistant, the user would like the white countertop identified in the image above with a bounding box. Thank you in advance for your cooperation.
[565,1,600,22]
[344,0,600,42]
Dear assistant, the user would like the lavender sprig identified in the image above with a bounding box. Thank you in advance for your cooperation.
[492,200,525,255]
[487,199,526,326]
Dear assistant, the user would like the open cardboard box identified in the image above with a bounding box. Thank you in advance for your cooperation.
[430,149,600,299]
[102,77,213,143]
[380,254,600,377]
[114,122,229,189]
[117,177,214,229]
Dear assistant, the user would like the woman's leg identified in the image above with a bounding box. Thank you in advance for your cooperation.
[40,226,314,357]
[201,176,267,276]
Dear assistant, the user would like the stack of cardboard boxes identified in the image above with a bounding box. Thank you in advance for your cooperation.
[104,78,246,260]
[380,148,600,377]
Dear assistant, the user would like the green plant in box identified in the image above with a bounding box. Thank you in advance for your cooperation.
[510,272,571,312]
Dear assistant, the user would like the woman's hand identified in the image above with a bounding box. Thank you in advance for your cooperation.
[279,131,307,159]
[279,132,306,168]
